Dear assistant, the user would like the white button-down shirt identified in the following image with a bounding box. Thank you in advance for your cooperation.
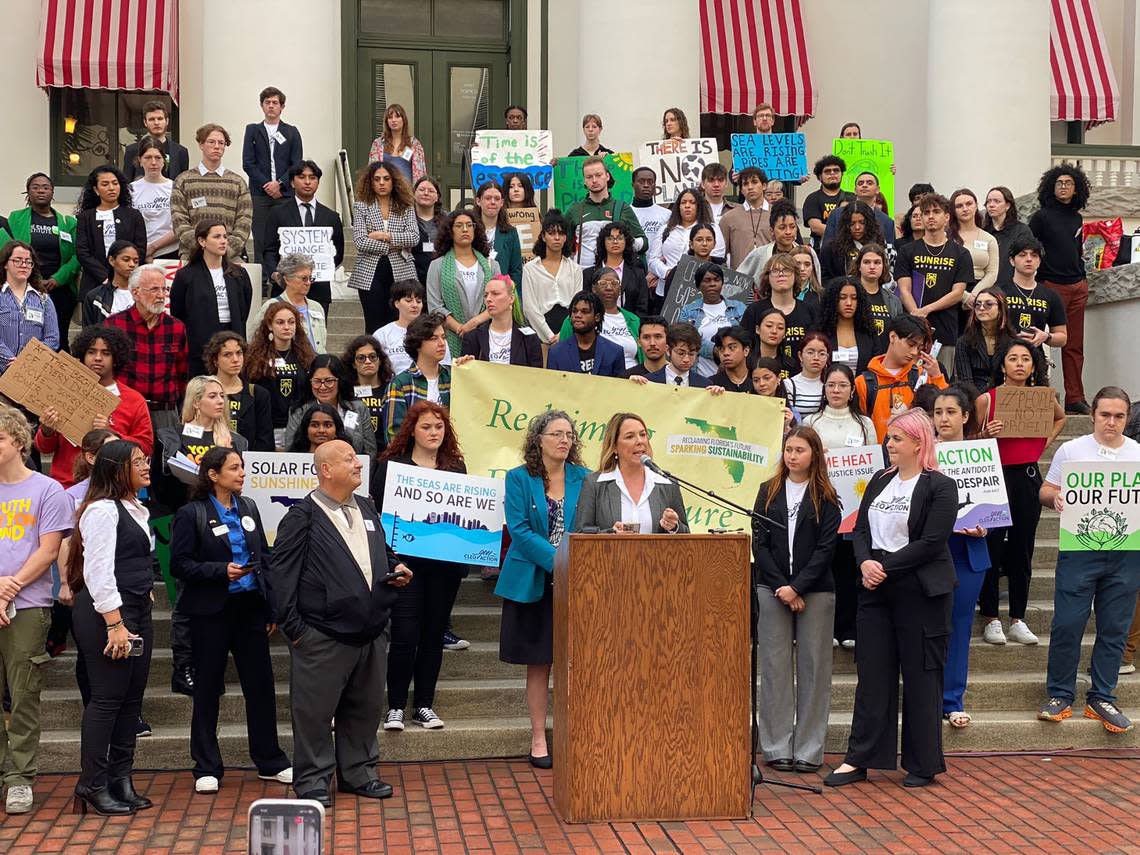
[597,467,673,534]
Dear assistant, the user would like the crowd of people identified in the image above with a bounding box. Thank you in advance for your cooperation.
[0,92,1134,816]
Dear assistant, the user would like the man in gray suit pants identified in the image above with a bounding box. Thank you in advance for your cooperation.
[272,441,412,805]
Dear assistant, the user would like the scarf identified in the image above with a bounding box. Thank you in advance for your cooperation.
[439,250,492,354]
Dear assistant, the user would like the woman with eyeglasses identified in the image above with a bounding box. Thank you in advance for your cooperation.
[953,287,1017,393]
[742,254,818,370]
[342,335,395,442]
[253,253,326,353]
[284,354,377,456]
[0,241,59,370]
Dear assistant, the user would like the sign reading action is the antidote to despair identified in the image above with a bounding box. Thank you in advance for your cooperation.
[730,133,807,182]
[935,439,1012,529]
[379,462,505,567]
[470,130,554,191]
[1060,462,1140,551]
[637,138,719,205]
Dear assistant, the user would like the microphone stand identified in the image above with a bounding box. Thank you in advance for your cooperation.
[645,458,823,800]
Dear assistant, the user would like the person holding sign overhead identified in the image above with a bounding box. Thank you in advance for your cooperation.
[1038,387,1140,733]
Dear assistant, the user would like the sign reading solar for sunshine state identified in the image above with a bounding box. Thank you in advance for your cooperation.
[934,440,1011,529]
[1060,462,1140,551]
[379,461,505,567]
[242,453,370,545]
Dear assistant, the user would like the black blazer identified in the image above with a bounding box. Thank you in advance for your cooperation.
[75,207,148,293]
[824,328,879,372]
[169,259,253,362]
[261,198,346,281]
[81,283,130,326]
[169,495,274,618]
[645,366,711,388]
[583,264,650,317]
[123,138,190,181]
[853,468,958,597]
[752,480,841,594]
[271,493,401,645]
[572,469,691,534]
[242,121,303,197]
[232,383,275,452]
[461,321,543,367]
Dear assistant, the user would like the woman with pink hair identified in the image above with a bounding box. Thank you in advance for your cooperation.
[824,407,958,790]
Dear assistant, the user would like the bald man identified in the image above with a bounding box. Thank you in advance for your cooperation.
[272,440,411,805]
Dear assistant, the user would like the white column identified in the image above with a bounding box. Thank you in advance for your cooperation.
[925,0,1051,198]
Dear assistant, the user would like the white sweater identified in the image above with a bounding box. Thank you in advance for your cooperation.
[802,406,877,450]
[521,256,583,341]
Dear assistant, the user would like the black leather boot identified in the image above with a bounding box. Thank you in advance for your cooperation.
[73,786,134,816]
[108,777,153,810]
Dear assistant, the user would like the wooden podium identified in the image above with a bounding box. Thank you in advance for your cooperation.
[552,533,752,822]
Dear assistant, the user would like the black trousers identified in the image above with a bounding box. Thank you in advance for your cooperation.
[189,591,289,779]
[171,580,193,672]
[48,285,77,351]
[387,559,464,709]
[980,463,1042,620]
[73,589,153,789]
[272,280,332,318]
[357,256,396,334]
[832,539,858,643]
[844,571,952,778]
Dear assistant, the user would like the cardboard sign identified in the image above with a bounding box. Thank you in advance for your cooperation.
[242,453,370,545]
[379,461,505,567]
[0,338,119,446]
[1060,462,1140,551]
[661,255,755,324]
[551,153,635,211]
[993,385,1056,438]
[470,130,554,191]
[637,138,719,205]
[832,137,895,214]
[935,439,1012,529]
[505,207,541,261]
[278,226,335,282]
[731,133,807,182]
[825,444,885,533]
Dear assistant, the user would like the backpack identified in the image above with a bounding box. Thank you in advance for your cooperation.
[859,365,921,416]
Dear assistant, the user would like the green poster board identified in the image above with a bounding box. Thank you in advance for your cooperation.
[551,152,635,212]
[832,138,895,215]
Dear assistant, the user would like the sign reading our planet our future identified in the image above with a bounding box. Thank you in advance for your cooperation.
[1060,462,1140,551]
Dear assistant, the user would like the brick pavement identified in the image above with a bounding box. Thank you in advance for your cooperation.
[2,752,1138,854]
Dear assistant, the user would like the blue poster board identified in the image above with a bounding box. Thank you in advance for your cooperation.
[730,132,807,182]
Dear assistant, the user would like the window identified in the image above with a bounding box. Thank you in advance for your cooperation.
[50,89,178,186]
[360,0,506,39]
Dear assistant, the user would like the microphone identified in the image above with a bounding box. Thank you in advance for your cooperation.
[640,454,669,477]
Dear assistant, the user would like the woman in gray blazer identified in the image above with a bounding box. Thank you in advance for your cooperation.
[573,412,689,534]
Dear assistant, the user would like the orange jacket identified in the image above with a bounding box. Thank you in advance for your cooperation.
[854,355,948,441]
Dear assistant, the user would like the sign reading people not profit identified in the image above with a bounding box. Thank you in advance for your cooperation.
[832,137,895,213]
[278,226,335,282]
[730,133,807,182]
[1060,462,1140,551]
[551,153,635,211]
[935,439,1012,529]
[661,256,754,324]
[470,130,554,191]
[637,138,719,205]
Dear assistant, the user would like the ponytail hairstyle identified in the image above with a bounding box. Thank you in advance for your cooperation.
[67,440,142,592]
[762,426,839,519]
[71,428,119,484]
[933,384,980,439]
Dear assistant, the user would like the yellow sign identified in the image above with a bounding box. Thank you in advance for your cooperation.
[449,362,785,532]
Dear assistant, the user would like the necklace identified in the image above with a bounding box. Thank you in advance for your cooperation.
[923,239,948,258]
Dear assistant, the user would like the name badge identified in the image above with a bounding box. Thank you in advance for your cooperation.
[211,523,229,537]
[60,230,73,243]
[422,241,434,253]
[274,131,286,144]
[342,410,359,430]
[1098,444,1119,461]
[973,239,989,251]
[241,516,256,532]
[274,358,287,369]
[364,519,376,532]
[845,434,862,447]
[183,423,205,438]
[25,308,44,324]
[489,249,498,262]
[353,385,372,398]
[191,197,208,209]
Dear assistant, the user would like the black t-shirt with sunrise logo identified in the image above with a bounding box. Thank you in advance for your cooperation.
[1001,281,1067,336]
[894,239,973,346]
[862,286,892,350]
[257,349,304,428]
[356,384,386,439]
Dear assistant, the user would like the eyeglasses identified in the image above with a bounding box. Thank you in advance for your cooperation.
[311,378,338,387]
[825,382,851,390]
[604,234,625,242]
[355,353,379,363]
[1054,179,1075,188]
[8,258,34,267]
[770,269,794,277]
[542,430,575,440]
[287,275,313,284]
[131,458,151,469]
[974,301,999,310]
[454,222,476,231]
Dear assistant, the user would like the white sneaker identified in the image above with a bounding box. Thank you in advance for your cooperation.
[841,639,856,650]
[384,709,405,731]
[1006,621,1039,645]
[983,619,1007,645]
[195,776,220,794]
[258,767,293,784]
[1121,663,1137,675]
[5,785,32,814]
[832,638,839,648]
[413,707,444,729]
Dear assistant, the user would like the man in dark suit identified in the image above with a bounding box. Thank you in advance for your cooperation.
[263,160,344,315]
[635,323,723,390]
[272,441,412,806]
[122,99,190,180]
[242,86,304,270]
[546,291,625,377]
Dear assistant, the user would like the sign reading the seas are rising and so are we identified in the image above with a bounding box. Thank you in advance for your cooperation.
[470,130,554,191]
[637,138,719,205]
[825,444,884,533]
[832,137,895,213]
[730,133,807,182]
[935,440,1012,529]
[379,461,505,567]
[1060,462,1140,552]
[278,226,335,282]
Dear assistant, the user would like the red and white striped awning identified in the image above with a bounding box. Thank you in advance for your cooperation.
[699,0,815,125]
[1049,0,1118,127]
[36,0,180,103]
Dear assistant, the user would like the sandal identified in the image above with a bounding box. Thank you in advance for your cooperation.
[945,711,971,728]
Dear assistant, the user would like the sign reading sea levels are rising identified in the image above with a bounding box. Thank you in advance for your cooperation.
[1060,462,1140,551]
[935,439,1011,529]
[379,461,505,567]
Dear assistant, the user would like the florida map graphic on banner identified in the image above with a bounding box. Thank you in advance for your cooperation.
[449,362,784,533]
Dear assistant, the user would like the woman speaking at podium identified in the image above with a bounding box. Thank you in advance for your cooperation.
[573,413,689,535]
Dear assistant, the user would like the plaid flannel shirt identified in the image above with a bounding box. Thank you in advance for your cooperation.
[105,306,189,407]
[381,364,451,441]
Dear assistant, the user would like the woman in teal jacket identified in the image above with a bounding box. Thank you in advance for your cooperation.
[496,409,588,769]
[474,181,523,291]
[6,173,80,347]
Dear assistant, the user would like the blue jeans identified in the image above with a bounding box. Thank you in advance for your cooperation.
[1046,551,1140,705]
[943,562,987,714]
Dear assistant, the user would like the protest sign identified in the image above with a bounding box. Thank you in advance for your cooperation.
[278,226,335,282]
[832,137,895,213]
[637,138,719,205]
[505,207,541,261]
[242,452,369,545]
[935,439,1012,529]
[1060,462,1140,551]
[825,444,885,533]
[731,133,807,182]
[993,385,1055,438]
[0,338,118,446]
[379,461,505,567]
[551,153,635,211]
[449,362,783,533]
[660,256,755,324]
[470,130,554,191]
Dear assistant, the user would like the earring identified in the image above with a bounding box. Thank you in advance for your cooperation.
[268,331,274,341]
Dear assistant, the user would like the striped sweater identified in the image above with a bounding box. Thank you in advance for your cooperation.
[170,168,253,260]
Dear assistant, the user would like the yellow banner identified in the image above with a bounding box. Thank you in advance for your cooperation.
[449,362,785,532]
